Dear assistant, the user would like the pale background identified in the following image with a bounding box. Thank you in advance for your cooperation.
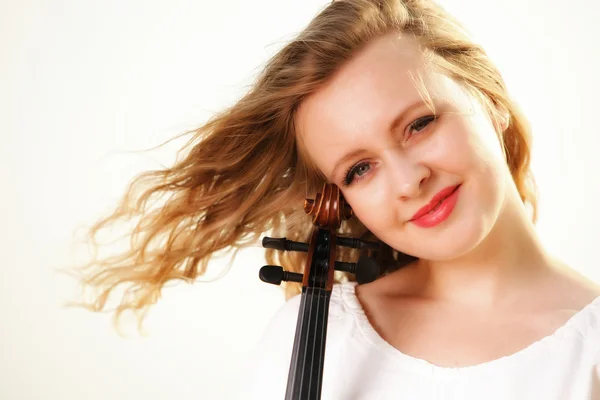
[2,0,600,399]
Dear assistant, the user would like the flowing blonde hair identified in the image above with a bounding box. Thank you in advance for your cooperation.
[65,0,537,332]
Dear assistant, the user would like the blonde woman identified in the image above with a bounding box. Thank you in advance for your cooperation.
[70,0,600,398]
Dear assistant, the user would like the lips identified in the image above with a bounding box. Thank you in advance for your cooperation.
[410,184,461,221]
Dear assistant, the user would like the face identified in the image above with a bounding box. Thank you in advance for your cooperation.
[296,33,513,261]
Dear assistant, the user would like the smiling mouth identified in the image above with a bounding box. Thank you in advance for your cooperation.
[409,184,461,228]
[410,184,460,221]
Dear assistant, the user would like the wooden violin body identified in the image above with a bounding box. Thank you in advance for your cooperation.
[259,183,380,400]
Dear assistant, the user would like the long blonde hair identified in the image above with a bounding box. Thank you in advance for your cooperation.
[65,0,537,331]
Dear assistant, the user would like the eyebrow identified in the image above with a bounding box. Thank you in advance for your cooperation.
[329,98,431,182]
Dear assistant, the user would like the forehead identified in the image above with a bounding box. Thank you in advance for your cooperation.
[299,33,432,122]
[296,33,466,178]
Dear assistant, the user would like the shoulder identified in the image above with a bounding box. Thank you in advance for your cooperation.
[552,275,600,362]
[541,263,600,332]
[330,281,364,319]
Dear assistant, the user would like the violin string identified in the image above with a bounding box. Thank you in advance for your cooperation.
[297,227,318,396]
[309,286,317,398]
[288,288,307,399]
[309,190,335,398]
[298,229,318,397]
[316,234,331,393]
[314,267,326,397]
[306,269,320,397]
[298,284,312,396]
[310,261,325,398]
[300,234,327,399]
[310,230,331,398]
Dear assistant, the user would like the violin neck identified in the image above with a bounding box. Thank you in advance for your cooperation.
[285,287,332,400]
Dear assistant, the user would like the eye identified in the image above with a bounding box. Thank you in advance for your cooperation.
[341,115,438,187]
[408,115,437,136]
[342,161,370,187]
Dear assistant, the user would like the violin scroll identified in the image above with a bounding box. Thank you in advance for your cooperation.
[259,183,381,286]
[303,184,352,229]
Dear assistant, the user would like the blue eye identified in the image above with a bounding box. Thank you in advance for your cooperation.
[341,115,438,187]
[343,162,370,186]
[409,115,437,135]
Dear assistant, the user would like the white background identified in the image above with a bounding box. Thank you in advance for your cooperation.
[2,0,600,399]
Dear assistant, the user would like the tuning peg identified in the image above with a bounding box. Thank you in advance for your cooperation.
[263,235,379,252]
[336,236,381,250]
[262,236,309,252]
[334,256,380,284]
[259,265,303,286]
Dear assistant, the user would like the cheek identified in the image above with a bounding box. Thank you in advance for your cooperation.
[342,183,398,241]
[425,117,508,212]
[465,108,507,165]
[422,129,466,171]
[345,189,389,231]
[433,114,505,177]
[458,118,510,209]
[415,120,477,175]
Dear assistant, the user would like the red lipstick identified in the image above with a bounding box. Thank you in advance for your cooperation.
[410,184,461,228]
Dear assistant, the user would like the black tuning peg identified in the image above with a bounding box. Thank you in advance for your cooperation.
[336,237,380,250]
[262,236,380,252]
[262,237,309,252]
[259,265,303,286]
[334,256,380,284]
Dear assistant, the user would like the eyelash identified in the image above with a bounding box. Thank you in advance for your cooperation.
[341,114,438,187]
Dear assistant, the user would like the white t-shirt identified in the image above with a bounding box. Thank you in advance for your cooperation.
[239,281,600,399]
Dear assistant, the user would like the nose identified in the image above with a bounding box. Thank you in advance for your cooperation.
[389,155,430,200]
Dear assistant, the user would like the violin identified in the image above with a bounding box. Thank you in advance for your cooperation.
[259,182,381,400]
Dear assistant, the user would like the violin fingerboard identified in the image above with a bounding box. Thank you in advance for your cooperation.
[285,287,331,400]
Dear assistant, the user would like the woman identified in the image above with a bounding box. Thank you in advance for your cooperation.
[70,0,600,398]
